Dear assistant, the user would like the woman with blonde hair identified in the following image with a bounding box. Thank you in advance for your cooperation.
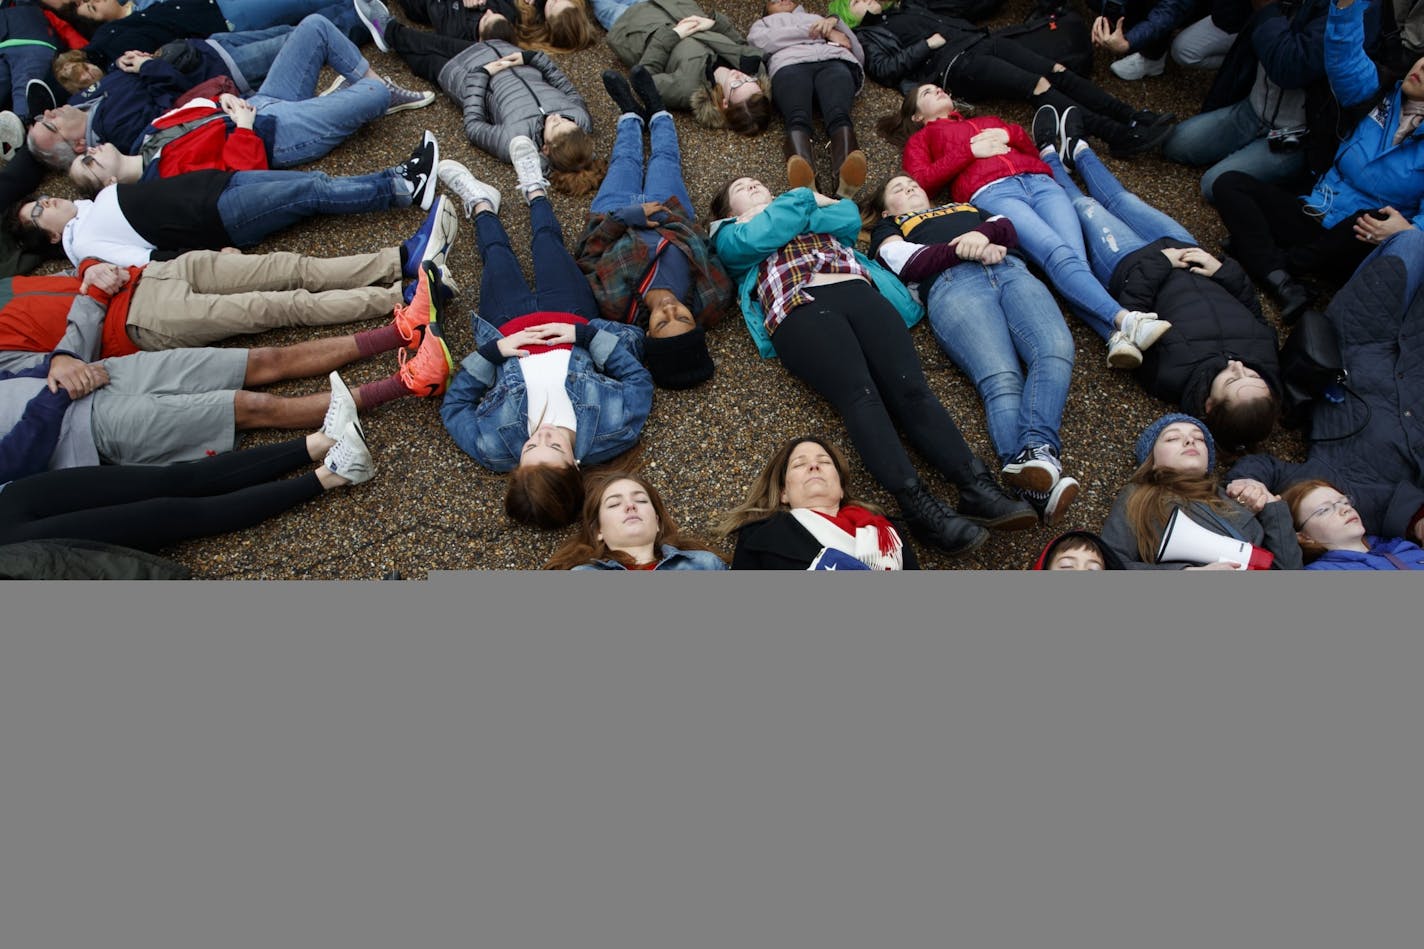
[545,470,728,569]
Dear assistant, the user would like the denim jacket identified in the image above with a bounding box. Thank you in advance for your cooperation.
[439,315,653,471]
[572,544,729,571]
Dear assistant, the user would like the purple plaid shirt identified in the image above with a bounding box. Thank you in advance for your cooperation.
[756,233,870,335]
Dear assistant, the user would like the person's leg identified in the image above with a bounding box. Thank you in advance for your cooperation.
[1212,170,1322,282]
[810,60,857,135]
[1197,134,1309,206]
[218,0,339,32]
[1284,213,1378,287]
[1161,100,1265,170]
[258,81,389,167]
[1074,145,1197,245]
[1040,148,1144,283]
[386,19,471,85]
[249,11,368,101]
[590,0,642,30]
[995,256,1075,457]
[6,45,56,125]
[643,111,693,217]
[589,114,645,216]
[216,169,408,248]
[527,197,599,318]
[474,210,538,323]
[769,63,816,136]
[1171,16,1236,70]
[205,25,296,92]
[770,295,924,493]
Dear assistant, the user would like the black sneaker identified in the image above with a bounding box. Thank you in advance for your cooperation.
[1031,103,1060,153]
[394,130,439,211]
[1058,105,1086,169]
[1108,119,1173,159]
[1021,476,1081,528]
[602,70,645,121]
[630,65,666,118]
[1130,109,1176,128]
[26,79,56,117]
[1001,445,1062,494]
[957,458,1039,531]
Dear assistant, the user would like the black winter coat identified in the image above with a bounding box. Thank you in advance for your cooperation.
[730,511,921,570]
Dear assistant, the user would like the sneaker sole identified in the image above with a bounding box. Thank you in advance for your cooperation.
[416,133,439,211]
[1107,348,1143,369]
[1001,461,1059,494]
[1042,478,1080,528]
[355,6,389,53]
[323,372,363,442]
[386,92,435,115]
[1131,321,1172,351]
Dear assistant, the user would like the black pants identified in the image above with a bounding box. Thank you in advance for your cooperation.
[387,20,474,85]
[769,60,858,137]
[0,439,322,552]
[949,36,1134,123]
[770,279,976,494]
[1213,170,1376,288]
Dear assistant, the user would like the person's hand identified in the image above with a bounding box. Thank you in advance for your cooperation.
[219,246,243,254]
[641,200,670,223]
[462,0,485,8]
[79,262,129,296]
[949,230,990,260]
[526,322,576,346]
[1185,561,1242,570]
[926,33,947,50]
[484,52,523,75]
[1180,247,1221,276]
[1091,16,1130,54]
[116,50,152,73]
[810,17,850,47]
[47,354,108,398]
[497,328,553,358]
[978,243,1007,265]
[1353,206,1413,245]
[219,93,257,130]
[673,15,715,37]
[812,191,841,207]
[969,129,1010,158]
[1227,478,1280,513]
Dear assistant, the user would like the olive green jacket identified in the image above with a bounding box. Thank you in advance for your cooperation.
[606,0,762,110]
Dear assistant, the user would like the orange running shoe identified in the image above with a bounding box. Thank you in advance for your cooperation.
[392,261,439,349]
[398,314,454,398]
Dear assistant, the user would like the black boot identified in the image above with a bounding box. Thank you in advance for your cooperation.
[893,478,989,557]
[955,458,1039,531]
[629,65,666,119]
[1101,116,1174,158]
[602,70,646,121]
[1265,269,1311,325]
[784,128,817,191]
[828,125,866,198]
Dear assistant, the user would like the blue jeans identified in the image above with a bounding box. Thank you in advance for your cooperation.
[1044,147,1196,284]
[205,25,295,93]
[974,173,1124,339]
[216,169,407,248]
[1160,99,1308,202]
[924,256,1074,462]
[591,0,644,30]
[217,0,344,31]
[475,197,598,323]
[245,15,386,168]
[590,113,693,218]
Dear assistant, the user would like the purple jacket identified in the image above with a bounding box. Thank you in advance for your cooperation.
[747,5,866,87]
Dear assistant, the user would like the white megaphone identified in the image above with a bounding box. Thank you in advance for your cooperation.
[1156,508,1275,570]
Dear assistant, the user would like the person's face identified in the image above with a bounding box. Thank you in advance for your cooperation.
[478,9,510,36]
[1294,486,1364,549]
[28,106,87,154]
[543,112,578,145]
[1207,360,1271,410]
[765,0,797,13]
[1048,546,1106,570]
[911,84,954,123]
[646,297,696,339]
[880,175,930,217]
[1151,421,1210,475]
[69,141,123,192]
[849,0,882,17]
[779,441,845,510]
[18,194,78,242]
[544,0,575,16]
[519,424,576,468]
[77,0,126,21]
[724,177,772,217]
[596,478,660,552]
[1402,55,1424,101]
[718,69,760,107]
[59,61,104,91]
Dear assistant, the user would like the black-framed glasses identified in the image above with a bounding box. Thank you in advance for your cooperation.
[28,195,51,226]
[1300,497,1354,530]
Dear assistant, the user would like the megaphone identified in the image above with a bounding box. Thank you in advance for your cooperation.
[1156,508,1275,570]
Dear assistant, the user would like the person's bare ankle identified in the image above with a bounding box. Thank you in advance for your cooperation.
[316,465,351,490]
[307,431,336,460]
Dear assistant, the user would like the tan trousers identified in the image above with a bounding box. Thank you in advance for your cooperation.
[125,248,403,350]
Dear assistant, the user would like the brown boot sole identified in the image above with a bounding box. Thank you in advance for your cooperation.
[787,155,816,191]
[836,150,867,198]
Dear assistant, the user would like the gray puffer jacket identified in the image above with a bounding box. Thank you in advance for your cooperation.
[435,38,591,162]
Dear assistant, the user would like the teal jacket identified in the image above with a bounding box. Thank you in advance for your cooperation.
[708,189,923,359]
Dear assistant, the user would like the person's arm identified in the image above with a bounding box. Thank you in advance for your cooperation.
[1250,0,1330,89]
[1257,497,1305,569]
[456,63,507,155]
[860,29,936,87]
[1123,0,1200,53]
[1208,254,1266,317]
[1324,0,1386,107]
[1099,486,1189,569]
[440,350,501,467]
[51,290,109,365]
[0,379,74,485]
[902,126,975,200]
[808,195,865,246]
[710,189,819,276]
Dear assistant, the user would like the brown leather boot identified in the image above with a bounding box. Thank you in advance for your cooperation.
[829,125,867,198]
[783,129,816,191]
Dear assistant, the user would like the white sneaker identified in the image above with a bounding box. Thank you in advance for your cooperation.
[1106,330,1143,369]
[324,419,375,485]
[1110,53,1166,81]
[438,158,500,216]
[322,371,362,443]
[420,194,459,275]
[0,110,22,165]
[1119,310,1172,352]
[507,134,550,200]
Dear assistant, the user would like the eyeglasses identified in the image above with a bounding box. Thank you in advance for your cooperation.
[728,77,755,91]
[1299,496,1354,529]
[28,195,51,226]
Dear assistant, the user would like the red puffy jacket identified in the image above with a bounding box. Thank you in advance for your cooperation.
[145,99,269,178]
[901,113,1051,205]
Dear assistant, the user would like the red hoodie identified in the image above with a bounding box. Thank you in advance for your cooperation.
[902,113,1051,205]
[145,100,269,178]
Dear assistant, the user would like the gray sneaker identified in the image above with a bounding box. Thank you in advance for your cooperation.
[0,110,22,164]
[438,159,500,216]
[1001,444,1062,494]
[383,77,435,114]
[354,0,392,53]
[321,371,361,444]
[507,134,550,200]
[324,419,375,485]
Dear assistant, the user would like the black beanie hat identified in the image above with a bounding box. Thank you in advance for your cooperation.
[643,326,714,389]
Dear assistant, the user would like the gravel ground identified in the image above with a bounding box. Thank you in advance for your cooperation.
[34,0,1311,577]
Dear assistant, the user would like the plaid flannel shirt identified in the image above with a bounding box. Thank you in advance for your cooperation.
[755,233,870,336]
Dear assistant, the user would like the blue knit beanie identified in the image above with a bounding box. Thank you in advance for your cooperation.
[1135,413,1216,471]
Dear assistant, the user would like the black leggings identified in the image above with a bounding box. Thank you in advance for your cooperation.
[387,19,475,85]
[770,279,977,493]
[0,439,323,552]
[1212,170,1376,287]
[947,36,1135,128]
[769,60,858,136]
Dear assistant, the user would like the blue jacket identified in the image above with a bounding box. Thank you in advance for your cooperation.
[1303,0,1424,230]
[1307,535,1424,569]
[572,544,729,570]
[708,188,923,359]
[1228,229,1424,540]
[1124,0,1208,54]
[439,315,653,472]
[72,57,197,154]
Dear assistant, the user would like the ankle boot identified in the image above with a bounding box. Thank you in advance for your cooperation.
[955,458,1038,531]
[828,125,866,198]
[784,128,816,191]
[1265,269,1311,325]
[893,478,989,557]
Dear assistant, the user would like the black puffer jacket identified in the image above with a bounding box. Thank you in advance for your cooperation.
[852,6,989,90]
[1111,238,1282,417]
[0,539,191,579]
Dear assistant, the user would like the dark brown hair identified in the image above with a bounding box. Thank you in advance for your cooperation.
[708,176,740,221]
[517,0,597,53]
[714,435,886,538]
[544,470,726,569]
[1204,384,1280,456]
[480,15,517,42]
[505,463,586,528]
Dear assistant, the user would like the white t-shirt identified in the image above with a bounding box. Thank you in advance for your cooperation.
[62,190,156,269]
[519,349,578,434]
